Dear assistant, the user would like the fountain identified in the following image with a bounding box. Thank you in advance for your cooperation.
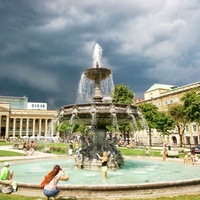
[57,43,140,170]
[1,44,200,199]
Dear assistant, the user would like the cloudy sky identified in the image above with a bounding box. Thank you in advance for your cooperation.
[0,0,200,110]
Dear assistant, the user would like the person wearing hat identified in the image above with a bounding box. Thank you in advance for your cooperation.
[0,162,14,180]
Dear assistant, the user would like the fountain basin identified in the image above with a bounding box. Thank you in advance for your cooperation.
[1,157,200,199]
[8,157,200,184]
[84,68,111,81]
[59,103,139,127]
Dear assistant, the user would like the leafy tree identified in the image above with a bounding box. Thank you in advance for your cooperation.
[154,111,175,136]
[112,84,134,104]
[111,84,134,142]
[168,104,188,147]
[138,103,159,146]
[181,89,200,124]
[56,122,69,134]
[73,125,91,136]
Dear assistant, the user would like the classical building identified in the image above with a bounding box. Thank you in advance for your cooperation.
[0,96,57,139]
[135,81,200,147]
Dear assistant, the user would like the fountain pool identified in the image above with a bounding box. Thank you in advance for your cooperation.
[12,157,200,185]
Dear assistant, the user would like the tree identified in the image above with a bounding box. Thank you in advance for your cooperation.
[56,122,71,139]
[168,104,188,147]
[138,103,159,146]
[181,89,200,124]
[111,84,134,143]
[154,111,175,136]
[112,84,134,104]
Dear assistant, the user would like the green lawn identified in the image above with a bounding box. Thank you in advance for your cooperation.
[0,150,23,157]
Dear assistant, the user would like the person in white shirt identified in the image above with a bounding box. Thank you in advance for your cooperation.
[42,165,69,200]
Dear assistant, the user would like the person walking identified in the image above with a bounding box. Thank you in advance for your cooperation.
[41,165,69,200]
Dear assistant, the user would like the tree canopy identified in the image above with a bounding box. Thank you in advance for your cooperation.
[112,84,134,104]
[168,103,188,146]
[181,89,200,123]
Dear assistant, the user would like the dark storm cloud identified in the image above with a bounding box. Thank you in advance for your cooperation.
[0,0,200,109]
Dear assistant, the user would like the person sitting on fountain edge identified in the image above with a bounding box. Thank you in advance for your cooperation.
[0,162,14,180]
[96,151,109,179]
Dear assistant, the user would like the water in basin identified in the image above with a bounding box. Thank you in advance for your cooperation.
[12,157,200,185]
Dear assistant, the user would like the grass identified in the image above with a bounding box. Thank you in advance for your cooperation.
[0,141,12,146]
[0,193,45,200]
[119,147,161,156]
[0,150,23,157]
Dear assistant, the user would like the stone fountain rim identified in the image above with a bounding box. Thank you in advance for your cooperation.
[1,157,200,191]
[60,102,138,109]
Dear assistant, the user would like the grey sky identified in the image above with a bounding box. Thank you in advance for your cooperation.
[0,0,200,109]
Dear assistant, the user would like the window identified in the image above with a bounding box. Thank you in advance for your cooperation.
[185,125,189,132]
[193,124,197,132]
[157,102,161,106]
[186,136,190,145]
[174,98,179,102]
[193,136,198,145]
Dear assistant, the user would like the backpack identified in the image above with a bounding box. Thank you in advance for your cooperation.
[2,185,13,194]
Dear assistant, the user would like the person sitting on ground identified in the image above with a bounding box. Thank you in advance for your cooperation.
[42,165,69,200]
[189,149,198,164]
[0,162,14,180]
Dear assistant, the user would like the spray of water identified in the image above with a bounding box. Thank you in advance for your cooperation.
[93,43,102,68]
[76,43,114,104]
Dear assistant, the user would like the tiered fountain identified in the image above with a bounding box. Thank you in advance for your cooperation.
[57,43,140,170]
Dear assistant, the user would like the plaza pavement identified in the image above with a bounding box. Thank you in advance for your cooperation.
[0,145,57,163]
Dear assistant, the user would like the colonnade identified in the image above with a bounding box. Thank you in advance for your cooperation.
[0,110,58,139]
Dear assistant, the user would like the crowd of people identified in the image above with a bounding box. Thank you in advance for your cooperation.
[22,141,36,156]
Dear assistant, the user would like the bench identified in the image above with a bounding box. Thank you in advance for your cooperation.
[43,147,51,153]
[17,145,24,150]
[12,143,19,149]
[161,150,179,158]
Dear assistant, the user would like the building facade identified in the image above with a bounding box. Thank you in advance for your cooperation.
[0,96,57,139]
[136,81,200,147]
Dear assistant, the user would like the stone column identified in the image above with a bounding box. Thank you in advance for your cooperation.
[32,118,36,137]
[51,119,54,136]
[45,119,48,136]
[13,118,16,137]
[5,115,9,139]
[39,119,42,136]
[19,118,23,138]
[26,118,29,137]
